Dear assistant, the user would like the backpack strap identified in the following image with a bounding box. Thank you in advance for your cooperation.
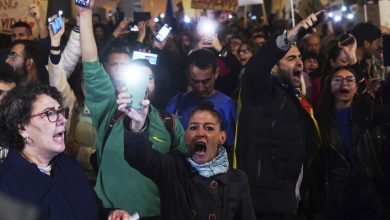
[157,109,175,148]
[102,109,125,149]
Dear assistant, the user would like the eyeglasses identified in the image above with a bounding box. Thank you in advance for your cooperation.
[239,49,250,54]
[332,75,356,86]
[31,107,69,123]
[190,77,212,86]
[7,51,23,60]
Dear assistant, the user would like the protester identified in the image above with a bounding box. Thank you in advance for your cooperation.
[78,0,186,218]
[119,99,256,220]
[0,84,132,220]
[235,12,323,219]
[314,66,390,219]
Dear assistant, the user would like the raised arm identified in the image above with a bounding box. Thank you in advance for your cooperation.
[79,1,98,62]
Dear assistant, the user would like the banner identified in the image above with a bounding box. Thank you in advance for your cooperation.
[238,0,263,6]
[379,0,390,28]
[0,0,48,36]
[191,0,238,12]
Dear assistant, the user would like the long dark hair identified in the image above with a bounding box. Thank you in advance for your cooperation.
[318,66,357,146]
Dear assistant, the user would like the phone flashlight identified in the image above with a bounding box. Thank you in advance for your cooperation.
[197,19,217,36]
[121,64,151,110]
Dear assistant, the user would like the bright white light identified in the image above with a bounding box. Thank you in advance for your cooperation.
[327,12,334,18]
[160,13,165,18]
[58,10,63,16]
[341,6,347,12]
[198,18,218,36]
[334,15,342,22]
[154,17,159,23]
[228,14,233,19]
[251,15,257,20]
[346,13,354,20]
[184,15,191,23]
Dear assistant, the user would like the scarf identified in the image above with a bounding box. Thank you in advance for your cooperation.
[187,147,229,178]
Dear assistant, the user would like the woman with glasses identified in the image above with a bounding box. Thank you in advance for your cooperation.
[0,84,131,219]
[312,66,390,219]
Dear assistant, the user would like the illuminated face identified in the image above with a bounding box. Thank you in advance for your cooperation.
[11,27,33,41]
[106,53,131,84]
[188,64,216,97]
[238,43,253,66]
[21,95,67,159]
[274,45,303,88]
[330,69,357,108]
[186,110,226,164]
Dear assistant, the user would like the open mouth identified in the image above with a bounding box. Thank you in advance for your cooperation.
[53,131,65,142]
[293,70,302,78]
[339,88,350,94]
[194,142,207,153]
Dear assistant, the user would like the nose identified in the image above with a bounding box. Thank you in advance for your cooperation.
[5,57,12,65]
[296,57,303,67]
[56,113,67,126]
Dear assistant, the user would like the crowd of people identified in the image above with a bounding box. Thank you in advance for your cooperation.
[0,0,390,220]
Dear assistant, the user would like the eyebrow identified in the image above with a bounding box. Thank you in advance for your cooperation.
[188,122,217,126]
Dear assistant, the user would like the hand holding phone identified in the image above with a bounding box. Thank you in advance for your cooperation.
[156,24,172,42]
[297,11,325,39]
[48,10,63,35]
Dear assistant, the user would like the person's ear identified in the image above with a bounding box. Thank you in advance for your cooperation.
[363,40,370,49]
[25,58,34,70]
[271,64,278,74]
[18,124,27,137]
[218,130,227,145]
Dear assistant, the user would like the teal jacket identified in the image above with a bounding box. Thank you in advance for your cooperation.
[83,60,186,217]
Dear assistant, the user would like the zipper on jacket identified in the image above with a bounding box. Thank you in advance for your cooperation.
[329,144,351,178]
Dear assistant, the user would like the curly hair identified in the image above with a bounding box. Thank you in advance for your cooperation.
[0,84,63,150]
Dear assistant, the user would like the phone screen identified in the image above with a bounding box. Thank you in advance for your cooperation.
[75,0,90,8]
[128,24,139,32]
[156,24,172,42]
[133,51,158,65]
[49,11,63,35]
[122,65,150,110]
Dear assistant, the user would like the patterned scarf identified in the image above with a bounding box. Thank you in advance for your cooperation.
[187,147,229,178]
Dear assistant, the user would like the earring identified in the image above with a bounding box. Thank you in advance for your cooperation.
[23,132,32,145]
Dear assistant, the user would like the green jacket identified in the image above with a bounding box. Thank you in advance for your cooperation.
[83,60,186,217]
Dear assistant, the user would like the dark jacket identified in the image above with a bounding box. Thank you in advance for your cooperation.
[123,118,256,220]
[236,36,321,215]
[0,149,105,220]
[315,96,390,205]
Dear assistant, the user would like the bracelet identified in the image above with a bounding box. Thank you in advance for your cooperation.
[50,46,61,51]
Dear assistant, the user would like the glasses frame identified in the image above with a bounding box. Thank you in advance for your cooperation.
[31,107,69,123]
[331,75,356,86]
[7,51,23,60]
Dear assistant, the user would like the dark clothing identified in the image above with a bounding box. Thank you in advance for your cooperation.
[236,36,320,215]
[314,96,390,219]
[123,118,256,220]
[0,149,105,220]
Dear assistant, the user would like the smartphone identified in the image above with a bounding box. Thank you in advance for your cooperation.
[48,10,63,35]
[123,65,150,110]
[132,51,158,65]
[156,24,172,42]
[339,36,355,46]
[134,12,151,24]
[197,19,217,36]
[298,11,326,39]
[75,0,90,8]
[128,24,139,32]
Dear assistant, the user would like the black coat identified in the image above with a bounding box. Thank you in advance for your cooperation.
[123,118,256,220]
[236,37,321,215]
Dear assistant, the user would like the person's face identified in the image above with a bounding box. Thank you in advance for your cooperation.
[306,35,321,54]
[6,44,26,77]
[106,53,131,84]
[181,35,191,48]
[303,58,319,73]
[364,39,380,57]
[330,69,357,107]
[21,94,67,159]
[330,51,348,69]
[238,44,253,66]
[92,15,100,25]
[229,38,241,53]
[186,110,226,164]
[0,81,16,101]
[254,36,266,48]
[188,64,216,97]
[11,27,33,41]
[274,45,303,88]
[94,27,105,41]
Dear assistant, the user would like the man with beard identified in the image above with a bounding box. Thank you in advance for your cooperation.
[235,12,322,219]
[78,1,186,218]
[5,40,49,85]
[166,49,237,162]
